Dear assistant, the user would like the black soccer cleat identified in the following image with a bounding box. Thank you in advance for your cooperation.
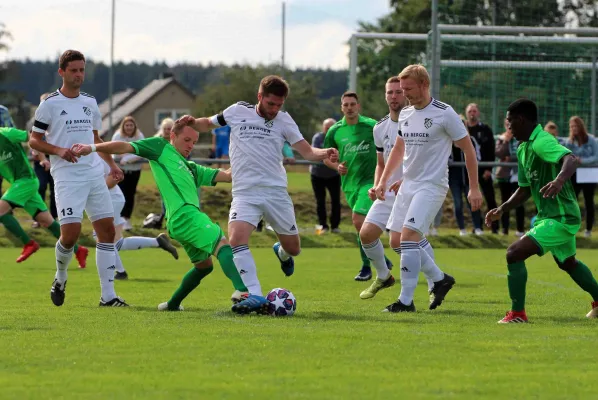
[429,273,456,310]
[156,233,179,260]
[50,279,66,307]
[99,296,129,307]
[354,266,372,281]
[382,300,416,313]
[114,271,129,280]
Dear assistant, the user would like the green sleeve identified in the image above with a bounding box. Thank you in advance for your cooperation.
[324,125,338,149]
[533,135,571,164]
[282,142,294,158]
[188,162,219,188]
[517,156,530,187]
[129,137,167,161]
[0,127,28,144]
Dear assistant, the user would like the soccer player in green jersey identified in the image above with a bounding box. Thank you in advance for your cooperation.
[0,127,88,266]
[486,99,598,323]
[324,91,392,281]
[71,123,249,311]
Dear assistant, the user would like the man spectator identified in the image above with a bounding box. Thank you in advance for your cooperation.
[0,104,16,195]
[310,118,340,234]
[466,103,498,234]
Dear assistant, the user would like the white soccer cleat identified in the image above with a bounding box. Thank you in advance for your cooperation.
[474,228,484,236]
[158,301,183,311]
[231,290,249,304]
[586,302,598,318]
[459,229,468,236]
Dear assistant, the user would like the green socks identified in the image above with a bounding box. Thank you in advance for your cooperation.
[567,260,598,301]
[46,221,78,252]
[216,245,248,292]
[358,236,370,267]
[507,261,527,312]
[0,213,31,245]
[168,266,213,310]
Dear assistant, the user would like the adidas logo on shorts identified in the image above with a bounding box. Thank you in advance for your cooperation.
[239,269,247,275]
[60,110,68,115]
[290,225,296,231]
[408,217,415,223]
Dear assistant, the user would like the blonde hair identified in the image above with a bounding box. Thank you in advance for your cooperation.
[118,116,139,138]
[155,117,174,138]
[398,64,430,87]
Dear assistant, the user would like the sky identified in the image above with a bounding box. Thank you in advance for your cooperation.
[0,0,391,70]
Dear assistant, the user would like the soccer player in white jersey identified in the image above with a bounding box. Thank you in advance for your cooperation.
[177,75,339,314]
[375,65,483,312]
[29,50,128,307]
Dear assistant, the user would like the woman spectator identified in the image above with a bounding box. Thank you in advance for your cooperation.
[565,116,598,237]
[112,116,145,230]
[495,118,525,236]
[154,117,174,139]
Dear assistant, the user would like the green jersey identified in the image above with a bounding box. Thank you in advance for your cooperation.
[324,115,377,192]
[130,137,219,220]
[517,125,581,226]
[0,127,35,183]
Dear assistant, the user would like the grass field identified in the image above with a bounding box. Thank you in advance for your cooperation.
[1,247,598,399]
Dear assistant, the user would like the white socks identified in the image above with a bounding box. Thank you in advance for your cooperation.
[362,239,390,280]
[277,245,291,262]
[114,249,126,273]
[96,243,117,301]
[55,241,73,284]
[119,236,158,251]
[396,241,421,305]
[232,245,262,296]
[419,238,441,291]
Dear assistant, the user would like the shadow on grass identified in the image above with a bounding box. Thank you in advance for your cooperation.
[129,278,173,283]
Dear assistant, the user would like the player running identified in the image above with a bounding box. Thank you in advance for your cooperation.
[486,99,598,323]
[0,126,88,266]
[324,92,392,281]
[375,64,483,312]
[177,75,339,314]
[30,50,127,307]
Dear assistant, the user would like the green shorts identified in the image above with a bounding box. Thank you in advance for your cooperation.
[345,185,374,216]
[526,218,580,263]
[167,205,223,264]
[1,178,47,217]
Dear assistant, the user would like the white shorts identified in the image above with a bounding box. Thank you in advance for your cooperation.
[364,194,395,231]
[55,177,114,225]
[387,180,447,235]
[229,189,298,235]
[112,199,126,226]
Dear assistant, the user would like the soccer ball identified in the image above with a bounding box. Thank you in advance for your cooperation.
[266,288,297,317]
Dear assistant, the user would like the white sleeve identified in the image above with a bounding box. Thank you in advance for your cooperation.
[373,125,383,152]
[210,103,237,127]
[92,101,102,130]
[32,101,51,134]
[443,107,468,142]
[282,114,304,145]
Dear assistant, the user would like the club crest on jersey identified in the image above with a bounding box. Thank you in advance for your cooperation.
[264,120,274,128]
[424,118,433,129]
[404,120,409,127]
[82,106,92,116]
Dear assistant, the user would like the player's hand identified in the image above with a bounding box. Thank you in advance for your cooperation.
[367,187,376,201]
[57,147,78,163]
[110,165,124,182]
[374,183,387,201]
[70,143,91,157]
[326,148,339,163]
[540,178,564,198]
[176,115,196,126]
[483,170,492,180]
[337,161,348,175]
[468,187,483,211]
[40,159,51,171]
[485,208,502,227]
[389,180,402,195]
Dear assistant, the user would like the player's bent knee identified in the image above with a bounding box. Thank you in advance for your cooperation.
[555,256,577,272]
[506,245,523,264]
[359,224,380,244]
[195,258,214,270]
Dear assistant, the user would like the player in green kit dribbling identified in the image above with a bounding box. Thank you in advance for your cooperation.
[324,91,392,281]
[486,99,598,323]
[71,123,249,311]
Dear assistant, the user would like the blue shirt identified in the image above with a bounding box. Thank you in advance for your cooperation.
[0,105,15,128]
[564,135,598,166]
[212,126,231,149]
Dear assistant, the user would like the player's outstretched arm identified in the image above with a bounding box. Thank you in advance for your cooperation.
[540,154,579,198]
[71,141,135,157]
[29,132,78,163]
[375,136,404,200]
[177,115,218,133]
[292,139,338,162]
[486,186,531,227]
[214,168,232,183]
[454,136,483,211]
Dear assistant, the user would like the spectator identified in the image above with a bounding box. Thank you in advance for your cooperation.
[449,115,483,235]
[0,104,15,195]
[466,103,498,233]
[544,121,559,138]
[310,118,340,234]
[495,118,525,236]
[212,121,231,167]
[154,117,174,138]
[565,116,598,237]
[112,116,144,230]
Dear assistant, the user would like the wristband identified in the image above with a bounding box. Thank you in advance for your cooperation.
[90,144,97,152]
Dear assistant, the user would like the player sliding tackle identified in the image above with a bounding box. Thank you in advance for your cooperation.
[71,122,249,311]
[486,99,598,323]
[375,64,483,312]
[176,75,339,314]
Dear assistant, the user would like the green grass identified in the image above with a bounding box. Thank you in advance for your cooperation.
[1,248,598,399]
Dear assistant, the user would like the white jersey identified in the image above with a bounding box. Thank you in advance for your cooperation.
[398,98,467,187]
[102,160,125,203]
[32,90,103,183]
[211,101,304,194]
[374,114,403,189]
